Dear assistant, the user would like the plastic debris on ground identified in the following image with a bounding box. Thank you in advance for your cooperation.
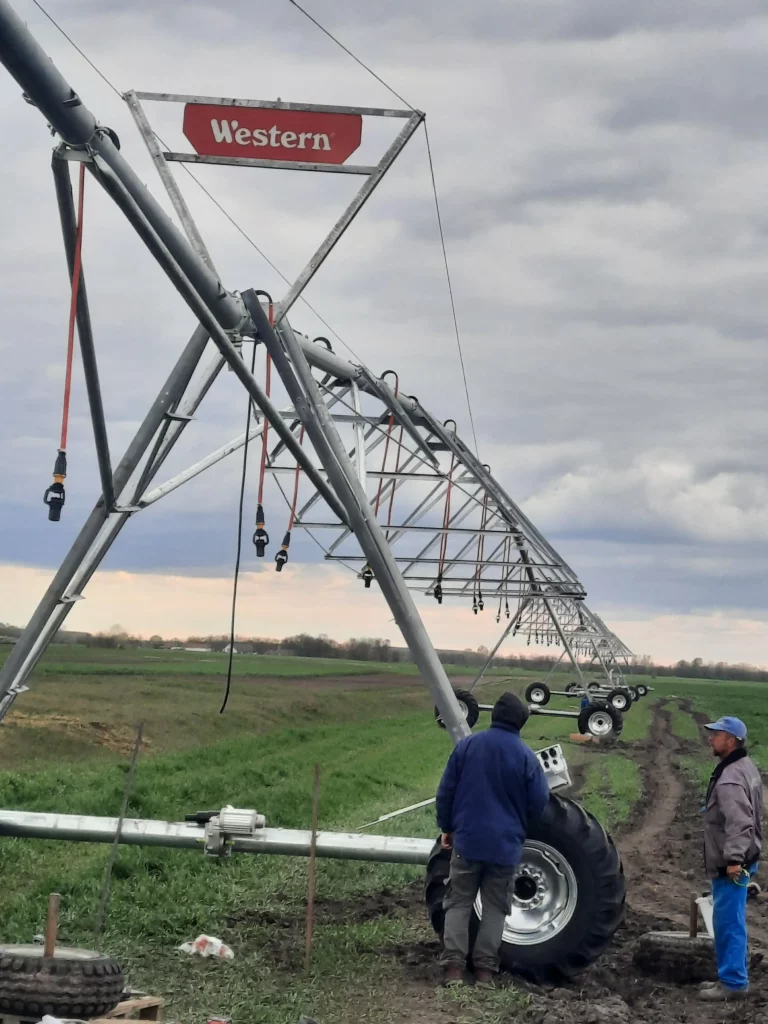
[178,935,234,960]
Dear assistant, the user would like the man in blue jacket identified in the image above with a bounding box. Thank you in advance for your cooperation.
[436,691,550,985]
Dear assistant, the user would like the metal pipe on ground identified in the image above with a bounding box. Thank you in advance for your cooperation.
[0,810,435,865]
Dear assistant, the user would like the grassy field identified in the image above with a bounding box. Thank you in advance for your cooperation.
[1,648,766,1022]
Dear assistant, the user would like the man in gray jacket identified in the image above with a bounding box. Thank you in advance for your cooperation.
[700,716,763,1002]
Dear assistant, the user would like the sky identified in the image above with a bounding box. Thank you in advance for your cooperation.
[1,0,768,665]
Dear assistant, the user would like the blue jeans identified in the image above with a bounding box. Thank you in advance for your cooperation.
[712,864,758,990]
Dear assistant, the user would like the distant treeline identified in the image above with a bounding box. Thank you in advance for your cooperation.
[1,622,767,682]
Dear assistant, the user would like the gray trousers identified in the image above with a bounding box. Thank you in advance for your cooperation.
[440,850,515,973]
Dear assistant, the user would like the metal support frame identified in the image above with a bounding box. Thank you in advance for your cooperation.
[0,0,634,753]
[0,3,469,741]
[126,90,423,322]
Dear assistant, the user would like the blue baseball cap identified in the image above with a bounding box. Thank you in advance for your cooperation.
[703,716,747,741]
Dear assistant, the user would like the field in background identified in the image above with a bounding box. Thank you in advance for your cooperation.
[1,646,766,1022]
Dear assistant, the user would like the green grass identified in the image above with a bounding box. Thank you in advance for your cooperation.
[579,754,643,833]
[653,678,768,770]
[0,649,729,1023]
[0,712,455,1024]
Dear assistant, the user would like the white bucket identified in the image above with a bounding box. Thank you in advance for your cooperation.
[696,895,715,938]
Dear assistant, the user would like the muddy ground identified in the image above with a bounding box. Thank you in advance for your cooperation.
[385,698,768,1023]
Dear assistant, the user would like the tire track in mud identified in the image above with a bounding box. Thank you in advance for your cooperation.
[616,701,691,928]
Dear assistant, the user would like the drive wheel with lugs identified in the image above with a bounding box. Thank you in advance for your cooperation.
[0,945,124,1020]
[425,795,625,983]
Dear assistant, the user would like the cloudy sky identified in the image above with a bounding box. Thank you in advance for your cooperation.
[2,0,768,664]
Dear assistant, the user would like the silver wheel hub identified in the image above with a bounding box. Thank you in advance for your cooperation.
[530,688,546,704]
[474,841,578,945]
[588,710,614,736]
[612,695,627,711]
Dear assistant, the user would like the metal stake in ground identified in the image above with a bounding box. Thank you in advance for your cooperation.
[305,762,321,974]
[96,723,143,934]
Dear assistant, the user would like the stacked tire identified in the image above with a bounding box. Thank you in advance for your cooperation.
[0,947,124,1020]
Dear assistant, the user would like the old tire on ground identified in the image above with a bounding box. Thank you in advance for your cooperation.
[606,688,631,713]
[435,688,480,730]
[633,931,715,984]
[578,702,622,738]
[635,684,649,697]
[525,682,551,707]
[0,945,124,1019]
[425,795,625,982]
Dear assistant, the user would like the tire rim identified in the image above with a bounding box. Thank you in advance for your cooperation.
[587,710,615,736]
[611,694,628,711]
[474,841,578,946]
[0,945,104,960]
[436,700,468,726]
[529,687,546,704]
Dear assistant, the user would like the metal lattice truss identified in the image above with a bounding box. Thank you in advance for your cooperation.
[269,349,586,606]
[0,2,631,731]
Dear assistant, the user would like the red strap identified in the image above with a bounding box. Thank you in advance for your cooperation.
[287,426,305,531]
[437,456,457,576]
[374,373,400,517]
[59,162,86,452]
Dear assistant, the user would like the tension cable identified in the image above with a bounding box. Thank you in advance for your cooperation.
[45,161,85,522]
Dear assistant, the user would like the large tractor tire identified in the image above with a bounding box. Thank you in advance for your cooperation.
[435,688,480,730]
[525,682,551,707]
[578,702,622,738]
[0,945,124,1020]
[425,796,625,982]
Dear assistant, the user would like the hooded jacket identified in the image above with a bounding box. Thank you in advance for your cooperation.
[703,747,763,877]
[435,698,550,867]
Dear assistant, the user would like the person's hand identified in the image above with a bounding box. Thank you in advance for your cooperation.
[440,832,453,850]
[727,864,745,881]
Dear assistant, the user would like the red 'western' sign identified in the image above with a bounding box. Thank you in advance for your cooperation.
[183,105,363,165]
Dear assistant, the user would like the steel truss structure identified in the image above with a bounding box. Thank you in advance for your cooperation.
[0,0,630,737]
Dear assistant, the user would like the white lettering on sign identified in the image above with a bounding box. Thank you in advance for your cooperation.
[209,119,332,153]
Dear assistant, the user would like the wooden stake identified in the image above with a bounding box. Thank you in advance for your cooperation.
[689,892,699,938]
[96,722,143,935]
[305,762,321,974]
[44,892,61,958]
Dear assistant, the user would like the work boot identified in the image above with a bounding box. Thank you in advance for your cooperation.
[442,964,464,987]
[474,968,495,987]
[698,983,748,1001]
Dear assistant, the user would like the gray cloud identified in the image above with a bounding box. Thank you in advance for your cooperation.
[2,0,768,644]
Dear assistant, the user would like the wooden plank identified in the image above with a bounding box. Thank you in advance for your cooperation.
[104,996,164,1021]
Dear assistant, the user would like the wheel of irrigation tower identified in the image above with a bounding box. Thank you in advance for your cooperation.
[606,688,632,713]
[626,686,639,703]
[578,703,623,738]
[586,682,603,697]
[434,688,480,729]
[635,684,648,698]
[565,683,580,695]
[525,682,551,707]
[424,796,625,982]
[0,946,124,1020]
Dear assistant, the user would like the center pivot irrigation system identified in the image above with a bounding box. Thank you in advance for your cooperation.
[0,0,626,981]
